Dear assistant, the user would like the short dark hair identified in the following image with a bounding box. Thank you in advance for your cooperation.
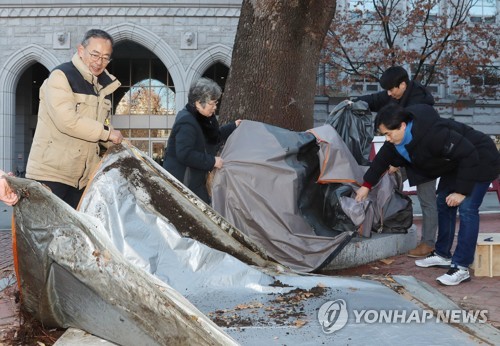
[375,104,413,130]
[188,78,222,107]
[81,29,114,47]
[379,66,409,90]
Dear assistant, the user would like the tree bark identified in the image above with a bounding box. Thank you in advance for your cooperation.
[220,0,336,131]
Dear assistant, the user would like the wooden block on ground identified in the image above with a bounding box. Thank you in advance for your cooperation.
[472,233,500,277]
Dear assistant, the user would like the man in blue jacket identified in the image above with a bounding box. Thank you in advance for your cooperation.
[356,104,500,285]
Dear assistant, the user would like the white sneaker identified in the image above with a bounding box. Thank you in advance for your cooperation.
[436,267,471,286]
[415,251,451,268]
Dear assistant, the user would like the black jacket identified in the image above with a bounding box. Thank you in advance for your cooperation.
[364,104,500,195]
[358,80,435,111]
[163,104,237,203]
[358,80,435,185]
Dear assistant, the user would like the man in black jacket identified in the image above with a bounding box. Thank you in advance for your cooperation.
[357,66,435,110]
[356,104,500,285]
[355,66,438,258]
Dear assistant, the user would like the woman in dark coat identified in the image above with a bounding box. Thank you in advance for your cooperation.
[163,78,240,203]
[356,103,500,286]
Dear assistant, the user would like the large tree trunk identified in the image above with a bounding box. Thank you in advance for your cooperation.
[220,0,336,131]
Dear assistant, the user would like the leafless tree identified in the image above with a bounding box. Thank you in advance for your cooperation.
[322,0,498,99]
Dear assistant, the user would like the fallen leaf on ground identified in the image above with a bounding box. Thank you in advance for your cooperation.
[294,320,307,328]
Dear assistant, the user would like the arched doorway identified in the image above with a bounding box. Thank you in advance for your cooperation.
[15,63,49,176]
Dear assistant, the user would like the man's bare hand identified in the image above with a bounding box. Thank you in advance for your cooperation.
[355,186,370,202]
[446,192,465,207]
[109,129,123,144]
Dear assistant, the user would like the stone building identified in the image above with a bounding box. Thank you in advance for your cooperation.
[315,0,500,138]
[0,0,241,173]
[0,0,498,174]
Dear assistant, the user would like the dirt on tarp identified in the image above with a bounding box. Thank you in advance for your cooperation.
[102,156,213,244]
[101,151,272,266]
[207,285,327,328]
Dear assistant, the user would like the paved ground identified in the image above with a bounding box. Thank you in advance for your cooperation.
[327,211,500,330]
[0,191,499,344]
[0,227,19,344]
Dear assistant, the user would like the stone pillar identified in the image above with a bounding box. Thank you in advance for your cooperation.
[313,95,330,127]
[0,89,15,172]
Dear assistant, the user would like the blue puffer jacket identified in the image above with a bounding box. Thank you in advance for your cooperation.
[364,104,500,195]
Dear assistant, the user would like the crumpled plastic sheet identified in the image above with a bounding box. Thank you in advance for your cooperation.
[7,145,479,345]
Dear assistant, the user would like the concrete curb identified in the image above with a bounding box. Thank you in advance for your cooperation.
[393,275,500,346]
[323,225,418,270]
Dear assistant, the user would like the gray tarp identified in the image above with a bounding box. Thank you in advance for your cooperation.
[9,144,481,346]
[211,122,355,272]
[211,121,411,271]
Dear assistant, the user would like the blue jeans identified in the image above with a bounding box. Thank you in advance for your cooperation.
[434,182,491,268]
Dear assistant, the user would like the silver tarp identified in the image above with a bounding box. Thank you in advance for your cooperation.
[10,175,238,345]
[9,143,481,345]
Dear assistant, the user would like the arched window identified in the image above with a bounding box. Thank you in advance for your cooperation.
[109,42,176,116]
[115,78,176,115]
[107,41,175,160]
[202,62,229,91]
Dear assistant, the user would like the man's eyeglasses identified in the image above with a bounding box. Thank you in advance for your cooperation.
[86,49,112,64]
[207,100,219,106]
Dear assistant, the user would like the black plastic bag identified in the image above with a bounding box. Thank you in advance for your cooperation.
[325,100,374,166]
[321,183,356,233]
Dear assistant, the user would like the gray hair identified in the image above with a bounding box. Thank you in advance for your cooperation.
[188,78,222,107]
[81,29,114,47]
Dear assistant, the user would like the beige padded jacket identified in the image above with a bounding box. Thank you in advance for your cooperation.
[26,54,120,189]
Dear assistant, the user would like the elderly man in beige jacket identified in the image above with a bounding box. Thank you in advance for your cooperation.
[26,29,123,209]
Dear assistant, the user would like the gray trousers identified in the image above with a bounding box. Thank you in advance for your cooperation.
[416,179,438,247]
